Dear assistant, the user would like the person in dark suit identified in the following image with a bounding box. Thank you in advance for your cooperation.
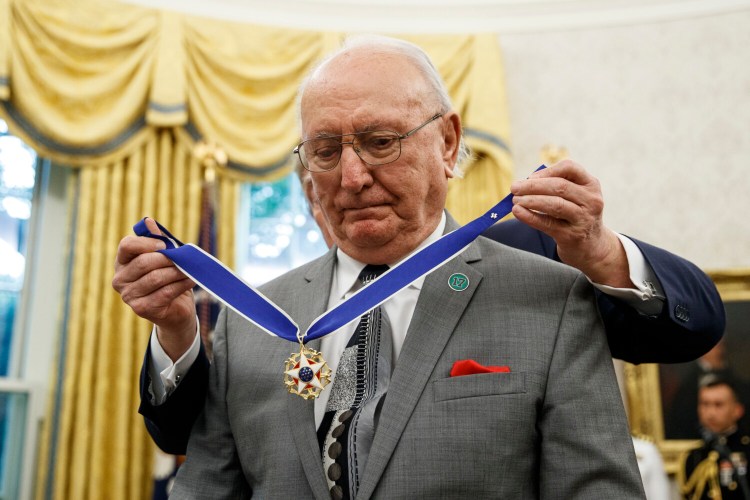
[681,376,750,499]
[114,35,648,498]
[486,217,723,365]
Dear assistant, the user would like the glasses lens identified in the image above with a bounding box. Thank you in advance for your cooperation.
[357,131,401,165]
[301,138,341,171]
[298,130,403,171]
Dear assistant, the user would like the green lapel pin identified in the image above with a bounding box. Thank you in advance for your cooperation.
[448,273,469,292]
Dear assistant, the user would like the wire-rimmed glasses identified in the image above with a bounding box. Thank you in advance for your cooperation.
[293,113,444,173]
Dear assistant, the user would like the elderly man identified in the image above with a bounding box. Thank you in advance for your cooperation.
[116,36,647,498]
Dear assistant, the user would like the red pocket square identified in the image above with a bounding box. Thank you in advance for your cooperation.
[450,359,511,377]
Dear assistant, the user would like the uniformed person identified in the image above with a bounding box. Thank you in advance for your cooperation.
[681,375,750,499]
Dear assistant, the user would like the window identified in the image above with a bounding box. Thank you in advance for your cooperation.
[0,118,36,500]
[237,172,328,286]
[0,119,36,375]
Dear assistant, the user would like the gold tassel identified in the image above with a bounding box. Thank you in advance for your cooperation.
[192,139,227,359]
[681,450,723,500]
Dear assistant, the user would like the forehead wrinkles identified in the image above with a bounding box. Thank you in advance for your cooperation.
[301,51,436,123]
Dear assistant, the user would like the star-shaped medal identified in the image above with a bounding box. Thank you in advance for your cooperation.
[284,345,332,400]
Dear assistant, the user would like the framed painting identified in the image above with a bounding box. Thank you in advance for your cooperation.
[624,269,750,474]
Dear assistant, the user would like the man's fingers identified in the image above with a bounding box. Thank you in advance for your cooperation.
[131,276,194,306]
[511,173,591,200]
[137,264,190,293]
[114,256,186,289]
[512,160,595,196]
[511,162,604,220]
[124,279,195,323]
[512,204,592,247]
[115,234,166,266]
[118,272,194,312]
[115,217,167,267]
[144,217,163,236]
[530,159,591,182]
[512,193,583,222]
[511,204,566,235]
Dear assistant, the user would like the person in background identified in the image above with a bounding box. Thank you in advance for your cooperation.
[665,339,750,439]
[681,375,750,499]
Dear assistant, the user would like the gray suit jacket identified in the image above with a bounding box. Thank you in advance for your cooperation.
[171,217,645,499]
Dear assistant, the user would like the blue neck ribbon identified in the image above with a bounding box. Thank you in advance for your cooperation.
[134,165,546,344]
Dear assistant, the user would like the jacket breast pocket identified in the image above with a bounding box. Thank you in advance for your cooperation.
[433,372,526,402]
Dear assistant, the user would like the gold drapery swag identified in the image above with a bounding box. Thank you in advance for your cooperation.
[0,0,514,499]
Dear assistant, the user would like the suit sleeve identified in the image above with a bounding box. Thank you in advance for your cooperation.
[483,220,725,364]
[599,237,725,364]
[539,274,646,499]
[138,339,210,455]
[168,308,252,498]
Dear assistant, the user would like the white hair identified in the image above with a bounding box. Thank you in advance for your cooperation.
[296,35,470,176]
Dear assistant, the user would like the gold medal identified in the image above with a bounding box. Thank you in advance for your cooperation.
[284,343,332,400]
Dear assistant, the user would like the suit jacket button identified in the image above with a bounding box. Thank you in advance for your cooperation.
[674,304,690,322]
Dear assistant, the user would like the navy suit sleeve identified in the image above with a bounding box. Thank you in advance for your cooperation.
[482,220,725,364]
[139,340,210,455]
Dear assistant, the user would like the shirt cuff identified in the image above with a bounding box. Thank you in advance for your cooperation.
[588,234,665,316]
[147,320,201,405]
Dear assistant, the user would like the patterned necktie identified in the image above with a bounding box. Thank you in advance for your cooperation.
[319,264,392,500]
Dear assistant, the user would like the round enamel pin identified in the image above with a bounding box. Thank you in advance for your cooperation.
[448,273,469,291]
[284,345,332,399]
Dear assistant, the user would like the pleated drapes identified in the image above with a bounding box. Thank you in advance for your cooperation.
[31,130,238,500]
[0,1,514,498]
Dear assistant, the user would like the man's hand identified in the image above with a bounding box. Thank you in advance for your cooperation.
[510,160,633,288]
[112,218,197,360]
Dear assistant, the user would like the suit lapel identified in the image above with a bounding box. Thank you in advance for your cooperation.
[285,249,337,500]
[357,233,484,499]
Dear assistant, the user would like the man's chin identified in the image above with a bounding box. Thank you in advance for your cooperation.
[345,224,394,248]
[334,221,396,251]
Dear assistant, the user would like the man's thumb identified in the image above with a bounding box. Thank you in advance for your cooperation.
[144,217,163,236]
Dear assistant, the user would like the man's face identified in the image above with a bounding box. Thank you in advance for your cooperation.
[698,384,745,435]
[300,49,460,264]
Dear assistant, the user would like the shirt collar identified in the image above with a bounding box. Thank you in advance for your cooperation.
[333,211,447,300]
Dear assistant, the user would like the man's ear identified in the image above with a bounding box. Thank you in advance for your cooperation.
[441,112,462,177]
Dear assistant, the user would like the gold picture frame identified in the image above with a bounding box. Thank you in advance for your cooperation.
[624,268,750,474]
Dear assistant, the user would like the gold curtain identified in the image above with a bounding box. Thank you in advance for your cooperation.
[0,1,513,499]
[31,130,239,500]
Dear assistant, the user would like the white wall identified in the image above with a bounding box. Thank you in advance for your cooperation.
[500,10,750,270]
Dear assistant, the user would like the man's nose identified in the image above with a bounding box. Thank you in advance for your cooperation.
[339,142,372,192]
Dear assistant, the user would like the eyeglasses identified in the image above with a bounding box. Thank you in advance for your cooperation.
[293,113,444,173]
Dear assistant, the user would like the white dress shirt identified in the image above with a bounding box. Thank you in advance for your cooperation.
[148,218,665,414]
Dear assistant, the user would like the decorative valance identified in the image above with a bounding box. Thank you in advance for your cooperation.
[0,0,512,192]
